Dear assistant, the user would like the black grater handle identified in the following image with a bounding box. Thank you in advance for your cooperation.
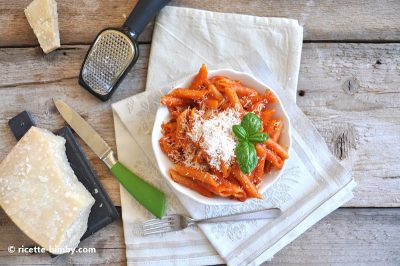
[123,0,170,39]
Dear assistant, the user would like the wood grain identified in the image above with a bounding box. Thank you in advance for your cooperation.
[0,0,141,47]
[1,43,399,207]
[1,208,399,265]
[297,43,400,207]
[1,0,400,47]
[268,208,400,265]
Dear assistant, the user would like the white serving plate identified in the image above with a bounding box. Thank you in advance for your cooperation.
[152,69,292,205]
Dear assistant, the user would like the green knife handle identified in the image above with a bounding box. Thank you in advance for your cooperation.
[111,162,166,218]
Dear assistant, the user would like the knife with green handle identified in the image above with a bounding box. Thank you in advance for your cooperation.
[54,99,165,218]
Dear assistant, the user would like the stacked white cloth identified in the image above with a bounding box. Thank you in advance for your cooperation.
[112,6,356,265]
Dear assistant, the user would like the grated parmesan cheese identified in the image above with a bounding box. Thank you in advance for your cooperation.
[181,145,209,171]
[189,108,241,170]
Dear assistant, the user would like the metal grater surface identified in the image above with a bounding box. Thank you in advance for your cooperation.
[81,30,135,95]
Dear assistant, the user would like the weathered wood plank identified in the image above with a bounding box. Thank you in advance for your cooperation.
[268,208,400,265]
[1,43,399,207]
[1,208,399,265]
[0,0,142,46]
[297,43,400,207]
[1,0,400,47]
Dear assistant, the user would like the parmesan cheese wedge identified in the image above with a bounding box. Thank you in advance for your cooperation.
[0,127,95,254]
[24,0,60,54]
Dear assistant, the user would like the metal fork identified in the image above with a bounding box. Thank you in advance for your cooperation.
[143,208,281,235]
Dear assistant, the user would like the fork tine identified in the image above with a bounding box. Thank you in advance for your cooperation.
[143,219,170,227]
[143,219,174,230]
[142,215,181,236]
[143,223,173,231]
[143,227,180,236]
[143,216,174,226]
[143,218,175,229]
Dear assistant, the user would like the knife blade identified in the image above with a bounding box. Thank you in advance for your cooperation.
[54,99,166,218]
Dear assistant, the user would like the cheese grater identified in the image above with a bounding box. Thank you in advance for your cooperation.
[79,0,170,101]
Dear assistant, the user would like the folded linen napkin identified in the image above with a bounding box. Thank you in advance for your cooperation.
[112,6,356,265]
[147,7,303,102]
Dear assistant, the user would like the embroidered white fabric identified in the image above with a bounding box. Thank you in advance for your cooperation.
[112,6,356,266]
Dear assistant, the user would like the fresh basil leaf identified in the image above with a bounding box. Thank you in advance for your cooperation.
[232,125,247,141]
[248,132,269,143]
[235,141,257,174]
[241,113,262,135]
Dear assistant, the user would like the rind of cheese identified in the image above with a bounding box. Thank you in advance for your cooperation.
[0,127,95,254]
[24,0,60,54]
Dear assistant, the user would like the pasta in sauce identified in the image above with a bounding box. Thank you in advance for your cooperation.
[159,65,289,201]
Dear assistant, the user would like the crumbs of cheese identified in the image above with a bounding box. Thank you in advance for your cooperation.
[189,108,241,170]
[180,144,208,171]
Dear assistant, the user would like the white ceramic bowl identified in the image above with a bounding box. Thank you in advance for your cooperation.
[152,69,292,205]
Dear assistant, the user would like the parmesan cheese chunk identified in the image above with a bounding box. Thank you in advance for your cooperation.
[24,0,60,54]
[0,127,95,254]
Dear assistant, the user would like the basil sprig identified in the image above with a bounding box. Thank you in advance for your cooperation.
[233,113,269,174]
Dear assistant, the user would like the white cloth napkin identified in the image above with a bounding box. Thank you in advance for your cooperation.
[112,6,356,265]
[147,7,303,102]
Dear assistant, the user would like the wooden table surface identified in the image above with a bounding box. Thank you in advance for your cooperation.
[1,0,400,265]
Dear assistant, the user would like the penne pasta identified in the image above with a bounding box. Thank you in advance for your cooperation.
[208,83,224,101]
[234,84,258,97]
[220,160,231,179]
[175,165,219,187]
[176,109,188,139]
[260,109,276,127]
[209,76,236,92]
[224,86,243,112]
[204,99,219,109]
[263,90,278,103]
[190,64,208,90]
[232,165,262,199]
[265,138,289,159]
[159,137,170,155]
[161,122,177,133]
[263,162,272,177]
[271,120,283,141]
[170,88,209,100]
[265,148,283,169]
[161,95,191,107]
[203,179,247,201]
[264,119,278,137]
[170,170,213,197]
[253,144,268,184]
[249,98,268,114]
[159,65,289,202]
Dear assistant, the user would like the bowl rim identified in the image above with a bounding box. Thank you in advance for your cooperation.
[151,68,292,205]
